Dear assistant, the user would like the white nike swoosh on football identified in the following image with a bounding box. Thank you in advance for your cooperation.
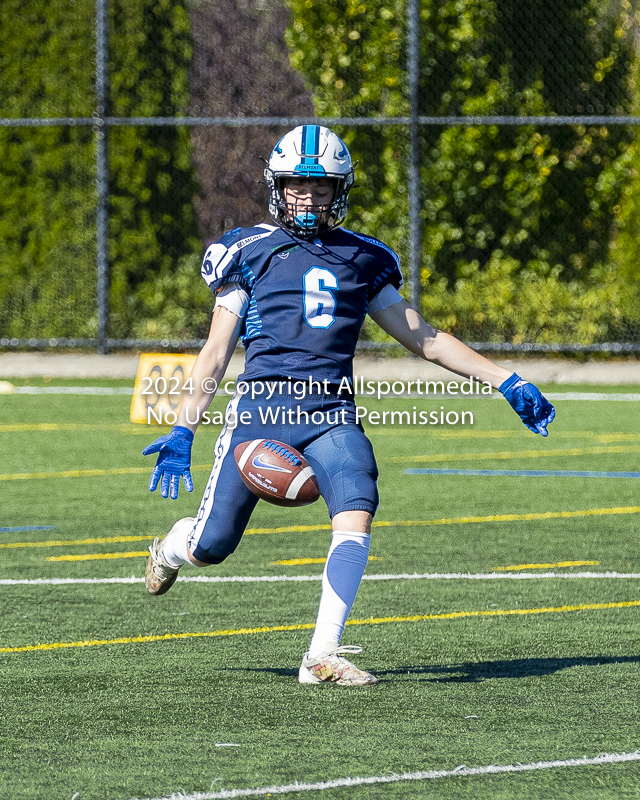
[251,454,292,473]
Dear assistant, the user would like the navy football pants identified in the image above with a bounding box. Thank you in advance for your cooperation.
[187,389,379,565]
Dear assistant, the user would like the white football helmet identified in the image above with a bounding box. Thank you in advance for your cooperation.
[264,125,355,237]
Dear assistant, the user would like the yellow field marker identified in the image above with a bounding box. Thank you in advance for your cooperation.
[347,600,640,626]
[0,465,212,482]
[369,430,640,442]
[383,444,640,464]
[593,433,640,443]
[368,506,640,531]
[244,506,640,536]
[4,422,639,442]
[2,443,639,482]
[46,551,148,562]
[493,560,600,572]
[0,535,154,550]
[2,599,639,655]
[3,505,640,553]
[369,430,520,438]
[271,556,383,566]
[246,524,332,535]
[0,423,143,433]
[46,553,383,564]
[0,466,148,481]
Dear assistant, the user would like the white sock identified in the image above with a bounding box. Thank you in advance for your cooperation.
[161,517,198,569]
[308,530,371,657]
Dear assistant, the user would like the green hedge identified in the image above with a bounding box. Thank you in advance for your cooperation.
[287,0,640,345]
[0,0,201,341]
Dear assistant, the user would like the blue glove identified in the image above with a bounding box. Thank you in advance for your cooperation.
[142,425,194,499]
[499,373,555,436]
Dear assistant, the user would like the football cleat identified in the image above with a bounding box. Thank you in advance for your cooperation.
[298,643,378,686]
[145,536,179,595]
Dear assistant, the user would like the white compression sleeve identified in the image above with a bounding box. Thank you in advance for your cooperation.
[308,530,371,657]
[214,283,250,318]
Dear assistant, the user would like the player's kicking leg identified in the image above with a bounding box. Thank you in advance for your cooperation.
[145,412,260,595]
[145,517,195,595]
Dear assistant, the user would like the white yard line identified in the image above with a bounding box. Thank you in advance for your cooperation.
[137,750,640,800]
[2,570,640,586]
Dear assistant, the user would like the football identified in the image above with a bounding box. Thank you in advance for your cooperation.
[234,439,320,507]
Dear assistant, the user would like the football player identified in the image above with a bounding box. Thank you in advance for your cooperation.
[143,125,555,686]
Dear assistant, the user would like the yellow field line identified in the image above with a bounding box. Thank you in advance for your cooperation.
[369,506,640,531]
[234,523,332,534]
[0,465,212,482]
[46,551,148,562]
[370,430,640,442]
[384,445,640,464]
[34,552,601,568]
[271,556,383,566]
[0,466,149,481]
[0,423,140,433]
[48,553,384,565]
[0,535,154,550]
[2,599,639,655]
[4,505,640,552]
[3,443,639,482]
[493,560,600,572]
[4,423,639,446]
[243,506,640,535]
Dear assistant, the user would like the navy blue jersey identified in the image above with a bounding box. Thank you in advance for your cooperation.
[201,223,403,385]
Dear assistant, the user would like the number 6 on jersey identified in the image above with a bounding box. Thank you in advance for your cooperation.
[303,267,338,328]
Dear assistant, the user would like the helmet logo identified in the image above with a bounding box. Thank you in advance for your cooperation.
[293,163,326,176]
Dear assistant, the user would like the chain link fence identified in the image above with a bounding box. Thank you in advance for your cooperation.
[1,0,639,354]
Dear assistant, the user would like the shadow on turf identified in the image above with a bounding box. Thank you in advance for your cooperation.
[377,655,640,682]
[225,655,640,682]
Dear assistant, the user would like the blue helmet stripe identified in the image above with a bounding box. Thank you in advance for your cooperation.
[296,125,326,175]
[301,125,319,163]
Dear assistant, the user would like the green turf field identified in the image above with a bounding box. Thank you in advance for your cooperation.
[1,377,639,799]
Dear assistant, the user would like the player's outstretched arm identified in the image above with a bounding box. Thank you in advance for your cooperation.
[174,305,244,435]
[142,305,243,499]
[370,298,555,436]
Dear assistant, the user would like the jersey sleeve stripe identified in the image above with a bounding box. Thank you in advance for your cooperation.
[202,227,278,296]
